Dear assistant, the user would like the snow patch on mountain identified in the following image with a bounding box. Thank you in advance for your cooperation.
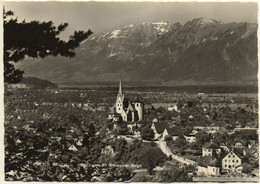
[152,21,168,25]
[110,30,121,38]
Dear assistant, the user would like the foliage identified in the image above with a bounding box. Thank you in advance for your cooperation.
[4,85,258,181]
[140,126,154,141]
[174,135,187,148]
[242,163,253,174]
[164,135,173,142]
[4,8,92,83]
[153,167,192,182]
[212,132,229,146]
[139,146,166,170]
[195,131,209,147]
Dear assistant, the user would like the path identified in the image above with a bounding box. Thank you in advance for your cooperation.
[156,140,196,166]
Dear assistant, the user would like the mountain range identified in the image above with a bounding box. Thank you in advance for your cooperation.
[15,17,258,86]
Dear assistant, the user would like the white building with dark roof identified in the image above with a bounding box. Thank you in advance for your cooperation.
[222,150,242,172]
[202,143,221,157]
[110,79,143,122]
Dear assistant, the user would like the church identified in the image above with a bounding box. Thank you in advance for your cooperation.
[108,80,143,122]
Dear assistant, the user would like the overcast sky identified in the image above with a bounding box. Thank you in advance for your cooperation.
[3,1,258,40]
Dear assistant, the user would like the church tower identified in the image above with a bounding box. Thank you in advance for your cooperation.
[115,79,124,114]
[134,102,143,121]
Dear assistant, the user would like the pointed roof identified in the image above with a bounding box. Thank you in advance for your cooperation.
[118,77,122,96]
[127,102,135,112]
[153,121,169,133]
[203,142,219,149]
[68,144,78,151]
[164,127,181,136]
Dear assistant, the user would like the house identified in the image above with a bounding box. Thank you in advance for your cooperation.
[184,134,196,143]
[242,145,259,160]
[188,115,194,120]
[162,127,180,141]
[152,118,159,123]
[197,157,221,176]
[134,121,144,128]
[108,113,122,122]
[234,141,244,148]
[83,103,90,107]
[68,145,78,152]
[222,151,242,172]
[76,139,83,146]
[77,103,82,108]
[247,140,256,148]
[220,143,230,152]
[193,126,220,134]
[190,129,198,136]
[167,104,178,112]
[202,143,221,157]
[127,123,134,133]
[101,145,116,157]
[234,127,258,134]
[151,121,168,140]
[197,165,220,177]
[184,165,196,176]
[16,139,22,144]
[50,136,62,142]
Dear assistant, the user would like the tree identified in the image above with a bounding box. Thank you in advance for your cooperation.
[155,167,192,182]
[195,130,209,147]
[4,8,93,83]
[87,124,95,138]
[115,167,132,181]
[139,146,166,174]
[175,135,186,148]
[115,138,127,157]
[82,134,90,148]
[187,101,193,108]
[164,135,173,142]
[242,163,253,174]
[212,132,228,146]
[146,159,155,175]
[140,126,154,141]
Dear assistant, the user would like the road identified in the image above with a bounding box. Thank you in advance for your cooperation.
[156,140,196,166]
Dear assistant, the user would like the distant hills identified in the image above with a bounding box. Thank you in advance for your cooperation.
[22,77,57,89]
[15,17,258,86]
[6,77,57,89]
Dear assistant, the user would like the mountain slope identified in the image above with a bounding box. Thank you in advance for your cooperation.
[15,18,258,85]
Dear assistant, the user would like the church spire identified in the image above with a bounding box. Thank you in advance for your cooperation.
[119,75,122,95]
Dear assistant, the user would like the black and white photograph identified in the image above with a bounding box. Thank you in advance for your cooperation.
[2,0,259,182]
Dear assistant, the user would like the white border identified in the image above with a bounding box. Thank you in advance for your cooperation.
[0,1,259,184]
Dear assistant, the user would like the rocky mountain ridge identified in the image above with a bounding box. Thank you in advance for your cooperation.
[15,17,258,85]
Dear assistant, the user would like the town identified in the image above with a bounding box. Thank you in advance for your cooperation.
[4,82,259,182]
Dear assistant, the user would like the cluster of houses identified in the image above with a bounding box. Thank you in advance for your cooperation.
[197,140,258,177]
[151,118,196,143]
[149,118,258,177]
[105,80,258,178]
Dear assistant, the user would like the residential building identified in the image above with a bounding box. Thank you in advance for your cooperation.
[68,145,78,152]
[167,104,178,112]
[151,121,180,140]
[162,127,180,141]
[197,165,220,176]
[197,157,221,176]
[151,121,168,140]
[220,143,230,152]
[202,143,221,157]
[184,134,196,143]
[222,151,241,172]
[234,141,244,148]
